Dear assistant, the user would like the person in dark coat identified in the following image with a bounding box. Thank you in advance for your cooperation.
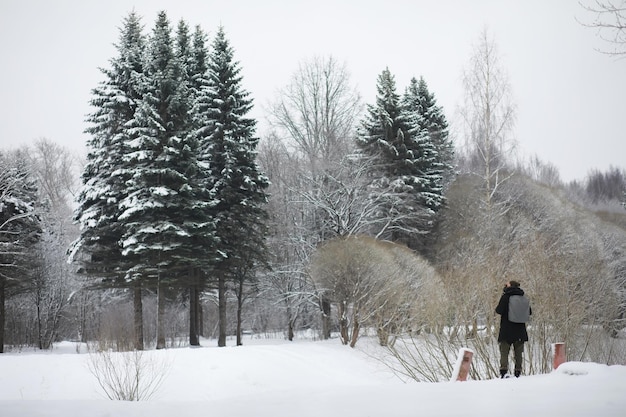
[495,280,531,378]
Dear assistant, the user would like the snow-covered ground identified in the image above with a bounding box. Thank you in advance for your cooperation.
[1,337,625,416]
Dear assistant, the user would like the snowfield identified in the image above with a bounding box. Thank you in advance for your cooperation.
[1,337,625,417]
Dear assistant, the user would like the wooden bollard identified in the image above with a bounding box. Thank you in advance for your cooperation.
[552,342,566,370]
[451,348,474,381]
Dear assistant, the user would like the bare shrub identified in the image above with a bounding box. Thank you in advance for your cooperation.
[386,172,626,382]
[310,236,444,348]
[368,241,445,347]
[87,348,170,401]
[310,236,388,347]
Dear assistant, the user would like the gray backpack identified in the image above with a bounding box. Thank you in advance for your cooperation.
[508,295,530,323]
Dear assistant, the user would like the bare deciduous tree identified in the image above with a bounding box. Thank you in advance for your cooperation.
[519,155,563,188]
[459,28,517,208]
[0,141,84,351]
[580,0,626,56]
[0,149,41,353]
[256,136,320,339]
[257,57,362,340]
[585,166,626,203]
[29,138,80,210]
[268,55,362,172]
[295,157,400,239]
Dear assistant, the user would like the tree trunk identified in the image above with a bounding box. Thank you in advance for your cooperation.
[79,294,87,343]
[189,285,199,346]
[286,304,294,341]
[36,286,43,350]
[156,280,166,349]
[0,281,5,353]
[349,314,360,348]
[218,274,227,347]
[377,326,389,347]
[321,298,331,340]
[288,318,295,342]
[236,278,243,346]
[198,297,204,337]
[338,301,349,345]
[133,282,144,351]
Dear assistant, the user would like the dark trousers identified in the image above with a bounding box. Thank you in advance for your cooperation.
[499,341,524,372]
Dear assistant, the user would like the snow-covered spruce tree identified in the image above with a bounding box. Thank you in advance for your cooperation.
[0,150,41,353]
[70,11,147,350]
[176,21,219,347]
[188,25,210,100]
[404,76,455,187]
[401,78,445,213]
[119,12,216,349]
[197,26,269,347]
[356,68,436,248]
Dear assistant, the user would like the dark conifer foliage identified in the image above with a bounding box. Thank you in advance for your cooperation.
[197,26,270,346]
[208,27,269,265]
[119,11,201,281]
[357,68,409,172]
[404,77,455,187]
[72,12,269,348]
[401,77,449,213]
[71,11,146,281]
[357,68,452,246]
[188,25,211,101]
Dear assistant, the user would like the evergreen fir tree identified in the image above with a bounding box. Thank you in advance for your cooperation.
[74,12,219,349]
[70,11,148,350]
[116,12,216,348]
[198,26,269,346]
[71,11,145,281]
[176,20,216,346]
[189,25,210,99]
[120,12,186,273]
[406,77,455,185]
[175,19,192,72]
[356,68,435,245]
[401,77,447,213]
[119,12,215,290]
[357,68,408,173]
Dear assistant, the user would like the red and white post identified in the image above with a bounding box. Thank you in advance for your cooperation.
[552,342,566,370]
[451,348,474,381]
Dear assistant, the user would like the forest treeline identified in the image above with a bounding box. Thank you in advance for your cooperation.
[1,11,625,378]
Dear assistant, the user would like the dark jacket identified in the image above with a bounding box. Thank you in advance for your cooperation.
[495,286,531,343]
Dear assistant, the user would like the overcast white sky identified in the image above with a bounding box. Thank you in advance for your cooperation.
[1,0,624,182]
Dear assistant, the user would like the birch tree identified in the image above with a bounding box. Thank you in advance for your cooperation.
[459,28,516,208]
